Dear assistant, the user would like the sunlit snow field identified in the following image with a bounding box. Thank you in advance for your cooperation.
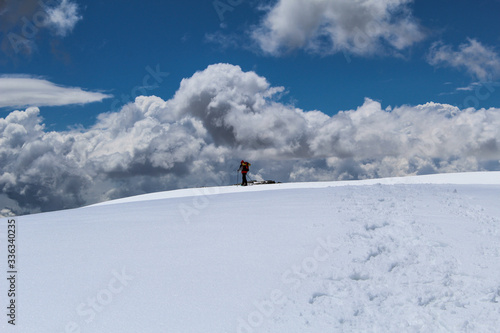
[1,172,500,332]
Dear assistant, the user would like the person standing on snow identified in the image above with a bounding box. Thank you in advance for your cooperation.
[238,160,251,186]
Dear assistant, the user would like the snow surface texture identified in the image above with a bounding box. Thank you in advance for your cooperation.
[1,172,500,332]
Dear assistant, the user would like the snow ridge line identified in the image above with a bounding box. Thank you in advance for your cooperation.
[89,171,500,208]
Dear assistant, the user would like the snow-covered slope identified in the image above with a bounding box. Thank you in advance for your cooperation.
[1,172,500,332]
[90,171,500,206]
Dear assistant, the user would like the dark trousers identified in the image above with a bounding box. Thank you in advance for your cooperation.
[242,173,247,186]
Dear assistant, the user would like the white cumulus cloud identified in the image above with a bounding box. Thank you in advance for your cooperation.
[0,76,112,108]
[45,0,82,37]
[0,0,82,56]
[1,63,500,215]
[251,0,425,56]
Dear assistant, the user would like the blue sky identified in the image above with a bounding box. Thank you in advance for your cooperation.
[1,0,500,214]
[2,0,500,129]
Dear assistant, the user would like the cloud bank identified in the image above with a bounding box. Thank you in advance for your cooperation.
[1,63,500,214]
[251,0,425,56]
[0,76,112,108]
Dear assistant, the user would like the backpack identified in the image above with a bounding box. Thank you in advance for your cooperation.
[241,161,250,172]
